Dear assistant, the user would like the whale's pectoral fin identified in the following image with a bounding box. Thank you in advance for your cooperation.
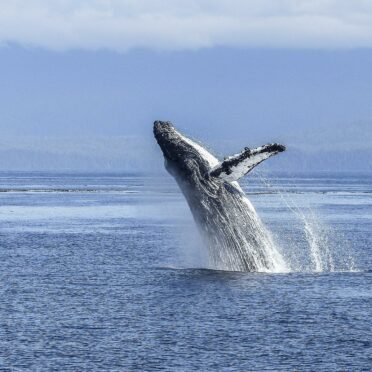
[209,143,286,182]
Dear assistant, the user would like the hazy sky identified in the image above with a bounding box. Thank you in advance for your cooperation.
[0,1,371,170]
[1,1,372,50]
[1,47,372,143]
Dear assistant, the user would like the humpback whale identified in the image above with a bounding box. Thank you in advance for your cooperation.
[154,121,287,272]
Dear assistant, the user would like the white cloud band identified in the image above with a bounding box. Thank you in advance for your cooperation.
[1,0,372,51]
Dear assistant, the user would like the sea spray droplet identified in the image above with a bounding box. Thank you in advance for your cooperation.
[256,172,356,273]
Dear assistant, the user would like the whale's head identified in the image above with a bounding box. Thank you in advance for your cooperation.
[154,121,216,182]
[154,120,286,190]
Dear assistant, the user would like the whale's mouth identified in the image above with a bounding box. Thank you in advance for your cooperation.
[153,120,178,144]
[153,120,179,161]
[153,121,176,144]
[154,120,216,179]
[153,120,174,137]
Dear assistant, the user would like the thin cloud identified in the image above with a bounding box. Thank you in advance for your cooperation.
[1,0,372,51]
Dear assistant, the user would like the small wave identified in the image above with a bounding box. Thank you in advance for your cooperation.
[245,190,372,195]
[155,266,364,275]
[0,188,369,195]
[154,265,290,274]
[0,188,139,194]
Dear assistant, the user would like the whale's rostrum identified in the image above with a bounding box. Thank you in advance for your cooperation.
[154,120,288,272]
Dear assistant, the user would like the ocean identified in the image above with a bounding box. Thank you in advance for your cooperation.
[0,171,371,371]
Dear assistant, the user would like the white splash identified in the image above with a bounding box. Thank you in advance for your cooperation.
[257,174,356,273]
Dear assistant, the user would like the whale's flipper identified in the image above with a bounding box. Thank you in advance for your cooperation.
[209,143,285,182]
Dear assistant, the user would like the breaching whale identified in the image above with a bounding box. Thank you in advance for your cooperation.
[154,121,287,272]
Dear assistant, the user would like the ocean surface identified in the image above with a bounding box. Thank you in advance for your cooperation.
[0,171,371,371]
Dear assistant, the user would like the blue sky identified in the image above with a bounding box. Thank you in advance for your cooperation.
[0,1,371,171]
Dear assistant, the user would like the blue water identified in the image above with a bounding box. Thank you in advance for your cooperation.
[0,172,371,371]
